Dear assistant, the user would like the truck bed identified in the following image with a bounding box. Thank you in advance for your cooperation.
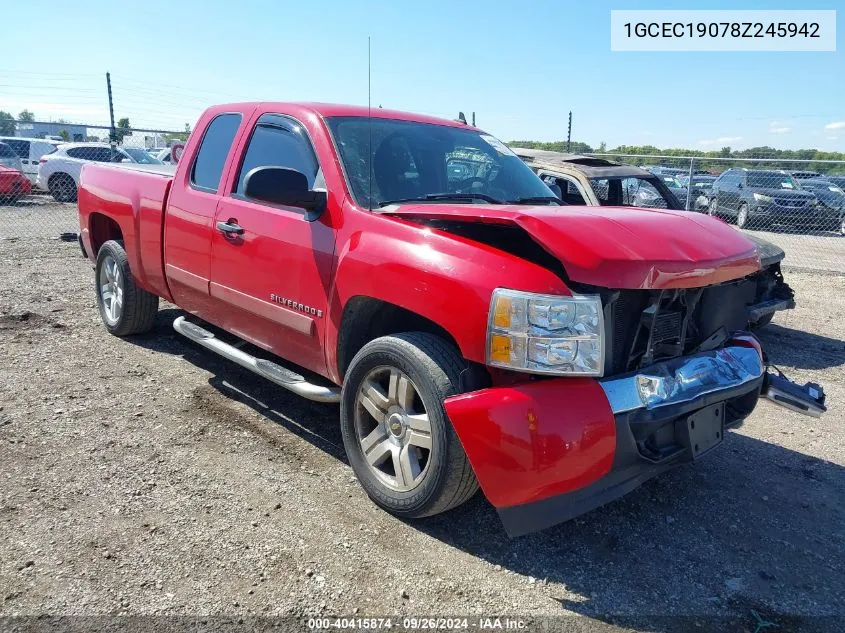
[78,162,175,301]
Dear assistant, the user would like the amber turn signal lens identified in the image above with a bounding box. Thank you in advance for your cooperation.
[489,334,512,363]
[492,296,511,329]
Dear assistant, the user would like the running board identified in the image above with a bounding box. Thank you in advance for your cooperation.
[172,316,341,403]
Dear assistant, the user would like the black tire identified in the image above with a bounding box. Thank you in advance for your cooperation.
[340,333,479,519]
[49,173,77,203]
[750,313,774,329]
[95,240,159,336]
[736,203,749,229]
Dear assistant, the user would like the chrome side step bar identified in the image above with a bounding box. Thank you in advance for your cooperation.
[172,316,341,404]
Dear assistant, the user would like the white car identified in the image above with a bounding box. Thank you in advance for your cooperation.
[37,143,161,202]
[0,137,60,186]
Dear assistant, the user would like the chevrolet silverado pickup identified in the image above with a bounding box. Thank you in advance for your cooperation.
[77,103,825,536]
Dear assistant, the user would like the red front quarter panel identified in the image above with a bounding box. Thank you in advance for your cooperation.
[444,379,617,508]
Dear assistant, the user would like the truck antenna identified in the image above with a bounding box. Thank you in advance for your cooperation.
[368,36,373,211]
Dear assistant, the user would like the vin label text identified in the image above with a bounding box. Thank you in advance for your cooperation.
[611,10,835,51]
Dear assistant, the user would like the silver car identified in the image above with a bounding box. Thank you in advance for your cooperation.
[0,142,24,172]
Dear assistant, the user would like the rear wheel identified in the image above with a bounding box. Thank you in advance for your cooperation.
[95,240,159,336]
[49,173,77,203]
[340,333,479,519]
[736,203,749,229]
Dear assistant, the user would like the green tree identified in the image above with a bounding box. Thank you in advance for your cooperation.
[59,129,70,141]
[163,122,191,143]
[114,117,132,142]
[18,109,35,122]
[0,111,15,135]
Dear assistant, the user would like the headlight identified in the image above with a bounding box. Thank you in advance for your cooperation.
[753,193,773,203]
[487,289,604,376]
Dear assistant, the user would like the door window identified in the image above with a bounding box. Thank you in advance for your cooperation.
[542,174,585,204]
[191,113,242,192]
[234,115,319,195]
[66,146,115,162]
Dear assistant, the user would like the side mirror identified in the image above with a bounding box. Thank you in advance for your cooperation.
[547,183,562,199]
[243,166,327,215]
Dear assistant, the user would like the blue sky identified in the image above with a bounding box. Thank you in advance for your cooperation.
[1,0,842,150]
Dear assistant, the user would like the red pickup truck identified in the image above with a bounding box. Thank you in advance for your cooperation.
[77,102,825,536]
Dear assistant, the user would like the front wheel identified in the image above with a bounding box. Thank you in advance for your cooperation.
[95,240,159,336]
[736,203,749,229]
[340,333,479,519]
[49,173,77,203]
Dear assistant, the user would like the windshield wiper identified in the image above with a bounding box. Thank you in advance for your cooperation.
[507,196,563,206]
[378,192,504,207]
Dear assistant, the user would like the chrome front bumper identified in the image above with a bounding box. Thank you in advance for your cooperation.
[599,346,764,414]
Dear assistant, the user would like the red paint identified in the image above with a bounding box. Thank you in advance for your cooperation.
[0,166,32,197]
[444,379,617,508]
[384,204,761,290]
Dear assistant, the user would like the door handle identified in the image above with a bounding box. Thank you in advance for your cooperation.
[216,220,244,235]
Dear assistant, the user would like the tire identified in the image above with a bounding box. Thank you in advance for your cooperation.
[736,203,749,229]
[751,313,774,329]
[49,173,77,203]
[95,240,159,336]
[340,332,479,519]
[707,197,718,216]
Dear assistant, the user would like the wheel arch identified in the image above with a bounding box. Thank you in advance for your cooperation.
[335,296,488,388]
[88,213,124,257]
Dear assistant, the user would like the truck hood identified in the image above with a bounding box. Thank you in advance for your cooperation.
[383,204,761,289]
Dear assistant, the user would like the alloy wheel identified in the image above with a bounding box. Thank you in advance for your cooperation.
[98,254,124,325]
[354,366,433,492]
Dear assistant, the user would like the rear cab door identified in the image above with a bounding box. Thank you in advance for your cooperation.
[163,106,254,317]
[207,108,338,377]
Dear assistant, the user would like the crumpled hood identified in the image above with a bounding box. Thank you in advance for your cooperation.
[384,204,761,289]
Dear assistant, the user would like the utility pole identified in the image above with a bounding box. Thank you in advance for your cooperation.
[106,72,116,143]
[566,111,572,152]
[471,112,475,126]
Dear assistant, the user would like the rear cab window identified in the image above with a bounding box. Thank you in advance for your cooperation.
[191,113,243,192]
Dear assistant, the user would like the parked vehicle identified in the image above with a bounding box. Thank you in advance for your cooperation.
[679,174,717,211]
[825,175,845,190]
[0,137,60,186]
[707,169,821,230]
[38,143,157,202]
[514,149,794,328]
[791,170,822,180]
[646,165,688,178]
[153,148,175,164]
[0,142,23,172]
[76,102,825,536]
[122,147,164,165]
[0,165,32,203]
[796,178,845,234]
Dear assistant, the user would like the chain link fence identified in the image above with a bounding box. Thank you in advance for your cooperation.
[0,122,185,240]
[581,153,845,273]
[2,123,845,274]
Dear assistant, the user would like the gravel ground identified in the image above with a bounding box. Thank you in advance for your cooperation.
[0,238,843,631]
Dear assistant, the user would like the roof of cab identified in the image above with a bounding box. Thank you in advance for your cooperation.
[212,102,479,130]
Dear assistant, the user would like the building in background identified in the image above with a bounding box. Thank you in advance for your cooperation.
[15,121,89,142]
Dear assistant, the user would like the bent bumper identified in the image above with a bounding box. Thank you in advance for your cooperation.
[444,345,764,537]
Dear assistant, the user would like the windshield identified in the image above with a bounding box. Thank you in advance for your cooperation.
[122,147,163,164]
[326,117,554,208]
[747,171,797,189]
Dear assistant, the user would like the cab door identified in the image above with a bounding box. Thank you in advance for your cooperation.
[208,114,336,376]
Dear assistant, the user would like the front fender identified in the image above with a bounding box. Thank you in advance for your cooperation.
[325,206,569,381]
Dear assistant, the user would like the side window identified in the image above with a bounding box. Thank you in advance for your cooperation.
[234,116,319,195]
[67,147,114,162]
[3,139,29,158]
[191,113,242,192]
[544,174,586,205]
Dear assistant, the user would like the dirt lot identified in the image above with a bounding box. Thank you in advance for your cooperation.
[0,238,843,630]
